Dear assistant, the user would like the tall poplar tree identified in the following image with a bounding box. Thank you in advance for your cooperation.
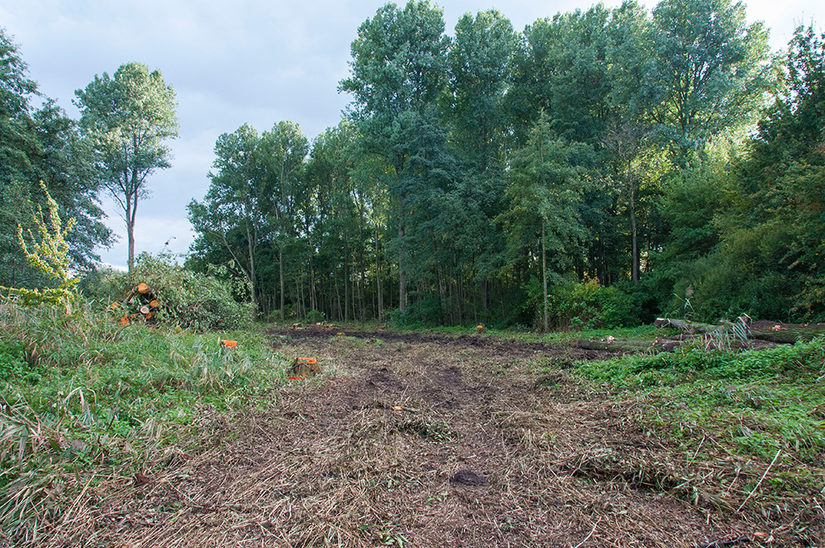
[340,1,450,313]
[76,62,178,271]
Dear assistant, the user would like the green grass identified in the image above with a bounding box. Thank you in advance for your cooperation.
[0,302,287,543]
[573,339,825,464]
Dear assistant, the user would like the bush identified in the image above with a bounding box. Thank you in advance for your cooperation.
[546,279,650,330]
[305,309,325,323]
[122,253,254,330]
[389,295,444,328]
[78,266,127,302]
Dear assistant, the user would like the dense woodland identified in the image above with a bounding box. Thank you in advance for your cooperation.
[2,0,825,329]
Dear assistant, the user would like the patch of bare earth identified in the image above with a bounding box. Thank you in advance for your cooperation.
[48,329,815,547]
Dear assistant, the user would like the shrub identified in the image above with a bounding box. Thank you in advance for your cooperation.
[546,279,649,330]
[305,309,325,323]
[78,266,127,302]
[389,295,444,328]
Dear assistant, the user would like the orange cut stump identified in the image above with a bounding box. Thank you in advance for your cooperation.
[220,340,238,348]
[137,282,149,294]
[149,300,159,308]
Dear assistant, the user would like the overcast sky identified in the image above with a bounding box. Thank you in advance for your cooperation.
[1,0,822,270]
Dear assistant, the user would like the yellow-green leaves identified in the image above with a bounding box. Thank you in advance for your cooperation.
[3,182,78,311]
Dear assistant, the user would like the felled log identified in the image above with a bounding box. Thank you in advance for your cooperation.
[748,325,825,343]
[654,318,724,332]
[576,339,659,353]
[655,317,825,344]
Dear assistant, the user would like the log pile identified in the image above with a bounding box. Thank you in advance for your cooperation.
[573,314,825,354]
[110,282,161,326]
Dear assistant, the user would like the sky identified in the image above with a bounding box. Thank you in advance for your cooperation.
[1,0,822,270]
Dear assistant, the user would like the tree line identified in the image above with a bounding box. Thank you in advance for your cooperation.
[2,0,823,328]
[190,0,823,327]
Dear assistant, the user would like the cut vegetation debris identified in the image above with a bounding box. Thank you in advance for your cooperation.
[22,326,822,547]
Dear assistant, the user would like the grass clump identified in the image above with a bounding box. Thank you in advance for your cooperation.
[0,301,285,544]
[574,339,825,464]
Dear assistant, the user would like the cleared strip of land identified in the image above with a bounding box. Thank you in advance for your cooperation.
[51,329,821,547]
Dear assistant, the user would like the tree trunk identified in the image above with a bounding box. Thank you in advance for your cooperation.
[376,232,383,322]
[246,222,257,312]
[126,192,138,273]
[398,222,406,313]
[542,222,548,333]
[628,160,639,284]
[344,263,349,322]
[279,246,285,321]
[127,218,135,273]
[576,339,664,352]
[655,317,825,343]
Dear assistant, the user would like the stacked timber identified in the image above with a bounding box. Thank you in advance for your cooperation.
[110,282,160,325]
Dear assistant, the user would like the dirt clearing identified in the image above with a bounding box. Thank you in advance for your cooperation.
[50,329,814,547]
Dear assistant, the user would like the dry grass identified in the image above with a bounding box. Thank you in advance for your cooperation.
[37,328,823,547]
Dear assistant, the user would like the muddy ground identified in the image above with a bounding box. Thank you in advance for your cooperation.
[51,328,817,547]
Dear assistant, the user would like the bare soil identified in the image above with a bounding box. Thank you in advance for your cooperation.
[50,328,817,547]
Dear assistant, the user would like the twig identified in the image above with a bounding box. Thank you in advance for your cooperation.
[724,466,742,496]
[698,535,750,548]
[59,472,96,527]
[688,436,706,466]
[737,449,781,512]
[814,497,825,520]
[572,516,601,548]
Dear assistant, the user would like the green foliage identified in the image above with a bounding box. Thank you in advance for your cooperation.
[188,121,309,317]
[0,338,27,381]
[0,301,286,541]
[647,0,771,160]
[126,254,254,331]
[389,295,445,328]
[546,279,650,330]
[575,339,825,463]
[0,29,109,286]
[77,266,127,302]
[1,183,78,311]
[304,309,325,324]
[76,62,178,271]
